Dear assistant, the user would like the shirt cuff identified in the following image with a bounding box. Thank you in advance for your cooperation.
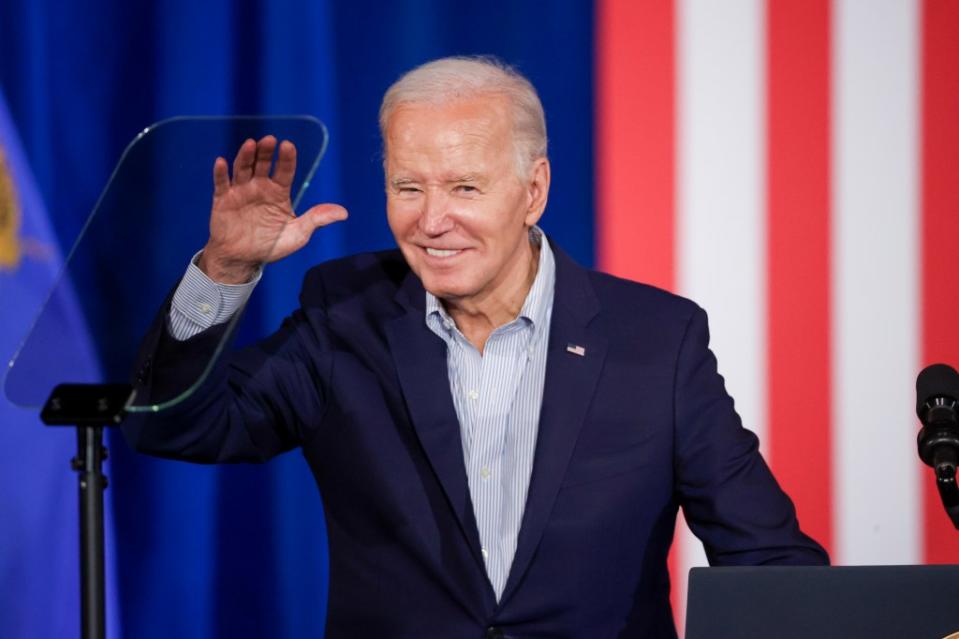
[166,250,262,341]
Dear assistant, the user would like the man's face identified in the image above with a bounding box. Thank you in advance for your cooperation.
[385,95,549,307]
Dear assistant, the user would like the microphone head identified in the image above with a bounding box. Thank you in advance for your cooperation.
[916,363,959,416]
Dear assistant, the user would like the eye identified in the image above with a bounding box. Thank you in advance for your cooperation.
[455,184,478,194]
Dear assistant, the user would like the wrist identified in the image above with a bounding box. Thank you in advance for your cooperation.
[197,249,258,285]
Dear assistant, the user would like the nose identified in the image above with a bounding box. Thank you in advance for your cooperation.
[419,190,455,236]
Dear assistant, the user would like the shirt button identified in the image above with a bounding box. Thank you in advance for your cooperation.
[481,547,489,559]
[198,302,212,314]
[468,389,479,400]
[480,466,490,479]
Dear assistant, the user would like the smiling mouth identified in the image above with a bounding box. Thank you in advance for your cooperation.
[425,248,463,258]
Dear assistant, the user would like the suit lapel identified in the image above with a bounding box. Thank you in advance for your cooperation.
[499,247,608,606]
[385,247,607,609]
[385,274,487,568]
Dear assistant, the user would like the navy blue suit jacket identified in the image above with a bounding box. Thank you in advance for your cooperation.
[125,245,827,638]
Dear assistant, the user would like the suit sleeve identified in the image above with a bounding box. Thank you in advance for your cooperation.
[673,306,829,566]
[122,269,334,464]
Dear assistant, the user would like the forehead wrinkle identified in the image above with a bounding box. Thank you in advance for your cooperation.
[385,97,516,181]
[389,141,497,178]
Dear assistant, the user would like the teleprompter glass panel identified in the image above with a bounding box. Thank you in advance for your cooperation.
[4,116,328,413]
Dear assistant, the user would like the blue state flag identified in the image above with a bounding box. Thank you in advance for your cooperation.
[0,86,120,638]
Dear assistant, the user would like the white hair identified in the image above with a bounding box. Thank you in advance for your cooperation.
[379,56,548,176]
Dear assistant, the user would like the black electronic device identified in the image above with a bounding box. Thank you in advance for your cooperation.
[686,565,959,639]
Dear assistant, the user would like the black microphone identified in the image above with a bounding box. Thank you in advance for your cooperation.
[916,363,959,529]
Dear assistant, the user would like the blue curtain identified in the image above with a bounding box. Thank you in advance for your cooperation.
[0,1,594,636]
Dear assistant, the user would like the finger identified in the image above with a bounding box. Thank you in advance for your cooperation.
[232,138,257,184]
[272,204,348,261]
[273,140,297,189]
[253,135,277,178]
[303,203,349,228]
[212,157,229,198]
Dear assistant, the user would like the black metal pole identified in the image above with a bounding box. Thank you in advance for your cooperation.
[43,383,132,639]
[77,425,106,639]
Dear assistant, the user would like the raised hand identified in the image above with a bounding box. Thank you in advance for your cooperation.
[198,135,348,284]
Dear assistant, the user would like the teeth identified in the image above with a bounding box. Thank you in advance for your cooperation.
[426,248,460,257]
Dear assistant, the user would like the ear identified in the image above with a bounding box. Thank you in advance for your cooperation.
[524,157,551,227]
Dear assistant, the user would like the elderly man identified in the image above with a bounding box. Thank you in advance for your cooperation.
[127,56,827,638]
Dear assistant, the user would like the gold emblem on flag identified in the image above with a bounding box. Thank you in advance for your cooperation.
[0,143,21,269]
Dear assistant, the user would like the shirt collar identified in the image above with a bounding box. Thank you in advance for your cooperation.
[425,226,556,334]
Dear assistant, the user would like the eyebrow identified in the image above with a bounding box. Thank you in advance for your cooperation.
[448,174,488,186]
[389,174,486,188]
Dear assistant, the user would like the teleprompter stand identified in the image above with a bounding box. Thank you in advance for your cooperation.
[3,116,330,639]
[41,383,134,639]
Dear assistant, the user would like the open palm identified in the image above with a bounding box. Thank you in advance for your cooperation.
[200,135,347,284]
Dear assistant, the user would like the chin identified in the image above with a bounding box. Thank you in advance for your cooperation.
[421,279,469,302]
[418,272,476,302]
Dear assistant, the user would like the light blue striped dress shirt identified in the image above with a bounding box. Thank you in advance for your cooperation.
[167,231,556,600]
[424,231,554,599]
[167,250,261,340]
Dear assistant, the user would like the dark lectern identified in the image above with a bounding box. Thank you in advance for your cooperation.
[686,565,959,639]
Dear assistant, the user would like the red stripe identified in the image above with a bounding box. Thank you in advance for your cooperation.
[596,0,681,627]
[766,0,833,555]
[921,0,959,564]
[595,0,674,292]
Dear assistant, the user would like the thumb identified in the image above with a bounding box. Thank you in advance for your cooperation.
[302,203,349,231]
[272,203,349,261]
[286,203,348,249]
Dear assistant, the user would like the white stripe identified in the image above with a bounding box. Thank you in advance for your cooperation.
[675,0,767,587]
[832,0,921,565]
[677,0,767,446]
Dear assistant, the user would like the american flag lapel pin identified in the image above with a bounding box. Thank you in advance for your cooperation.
[566,343,586,357]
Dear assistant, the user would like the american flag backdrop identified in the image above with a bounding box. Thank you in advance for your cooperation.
[595,0,959,632]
